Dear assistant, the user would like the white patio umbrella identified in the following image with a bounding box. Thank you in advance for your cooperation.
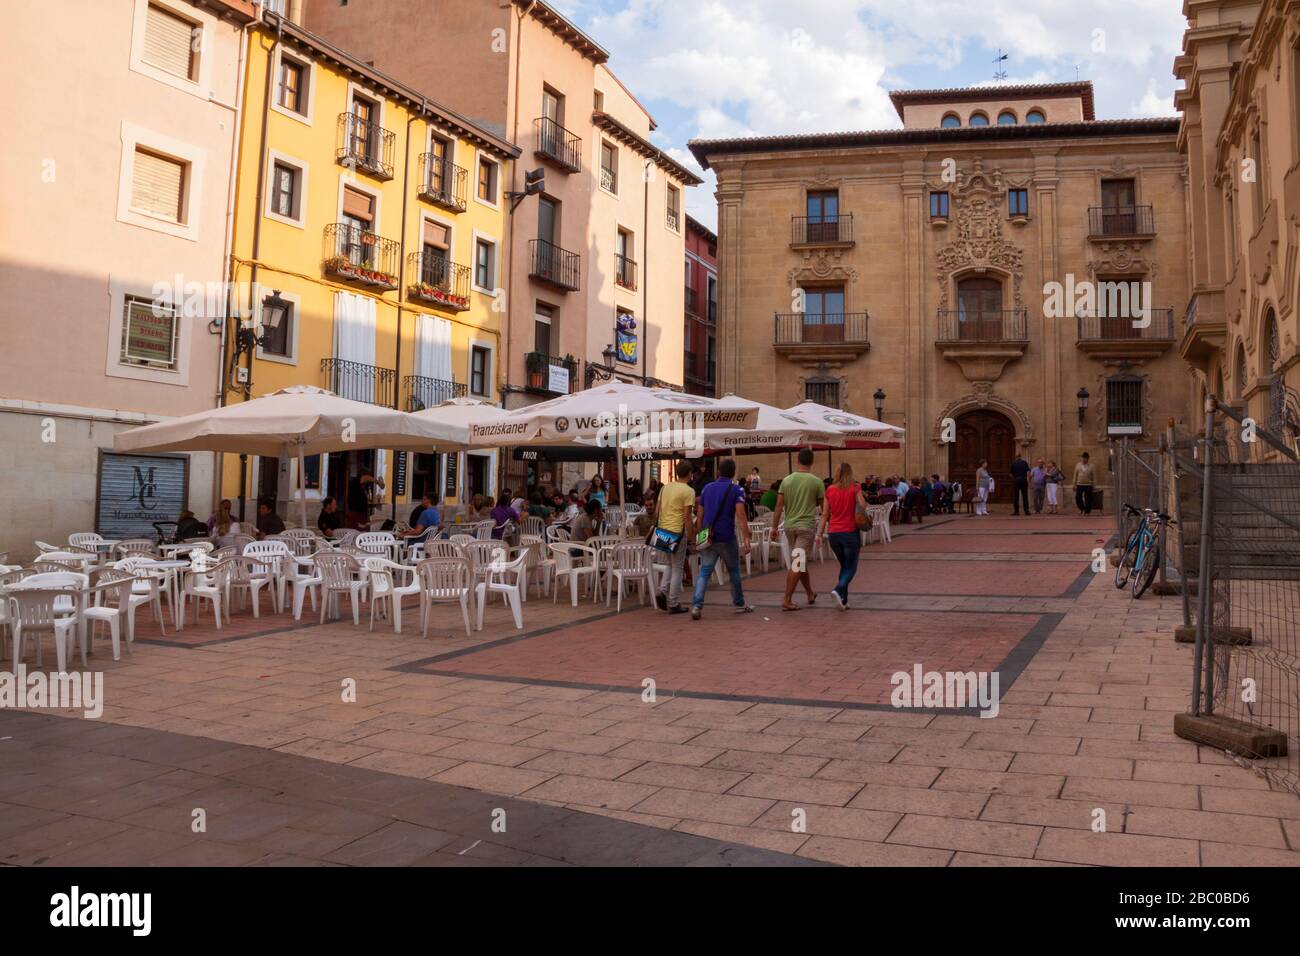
[468,382,760,501]
[783,402,905,445]
[113,385,465,529]
[407,396,516,504]
[617,397,845,454]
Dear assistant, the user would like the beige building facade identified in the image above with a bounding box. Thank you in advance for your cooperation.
[1176,0,1300,435]
[693,82,1191,503]
[0,0,255,562]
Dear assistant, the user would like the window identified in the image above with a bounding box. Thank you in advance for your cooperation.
[534,303,555,355]
[666,184,681,230]
[805,379,840,408]
[131,147,186,222]
[121,294,179,370]
[806,190,840,241]
[929,190,949,219]
[941,113,961,128]
[593,89,604,111]
[997,111,1017,125]
[799,287,847,343]
[600,141,618,193]
[1106,377,1144,435]
[968,112,989,127]
[420,219,451,285]
[1026,110,1045,124]
[474,238,496,290]
[143,3,198,81]
[477,157,498,203]
[272,162,298,219]
[278,57,305,114]
[259,294,294,358]
[1008,188,1029,217]
[707,275,717,323]
[470,345,490,397]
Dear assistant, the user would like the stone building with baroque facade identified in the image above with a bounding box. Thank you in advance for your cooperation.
[1177,0,1300,436]
[691,82,1192,502]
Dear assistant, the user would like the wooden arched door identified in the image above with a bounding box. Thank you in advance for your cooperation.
[949,409,1017,502]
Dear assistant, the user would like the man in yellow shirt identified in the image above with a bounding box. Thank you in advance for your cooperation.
[653,460,696,613]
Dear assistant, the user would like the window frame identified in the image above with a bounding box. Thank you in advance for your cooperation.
[474,153,501,209]
[116,121,206,242]
[254,286,302,365]
[468,341,494,399]
[271,47,316,126]
[666,183,681,231]
[264,148,309,229]
[929,190,950,219]
[129,0,215,99]
[1008,188,1029,218]
[1026,109,1046,124]
[105,276,194,386]
[600,139,619,195]
[471,231,499,294]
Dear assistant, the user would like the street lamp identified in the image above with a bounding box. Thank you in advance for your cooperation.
[602,343,617,367]
[1076,386,1090,425]
[873,387,886,420]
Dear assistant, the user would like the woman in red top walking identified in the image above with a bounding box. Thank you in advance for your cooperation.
[816,462,868,610]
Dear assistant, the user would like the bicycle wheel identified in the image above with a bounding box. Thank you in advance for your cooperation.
[1114,529,1141,588]
[1132,543,1160,598]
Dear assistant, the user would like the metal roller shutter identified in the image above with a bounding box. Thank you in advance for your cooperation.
[143,3,197,80]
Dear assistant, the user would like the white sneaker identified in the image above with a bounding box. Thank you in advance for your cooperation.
[832,589,846,610]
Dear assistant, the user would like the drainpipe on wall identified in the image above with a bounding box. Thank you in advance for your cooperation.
[213,15,253,518]
[642,154,656,385]
[235,11,281,521]
[392,99,423,520]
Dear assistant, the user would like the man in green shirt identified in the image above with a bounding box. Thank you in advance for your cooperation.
[772,448,824,611]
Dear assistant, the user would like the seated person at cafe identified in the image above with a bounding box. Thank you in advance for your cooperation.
[176,509,208,541]
[404,494,442,539]
[464,493,490,523]
[527,492,552,522]
[255,499,285,538]
[570,499,603,543]
[759,481,780,511]
[490,495,519,541]
[317,496,344,539]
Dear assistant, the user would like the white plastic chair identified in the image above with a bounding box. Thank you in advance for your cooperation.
[518,536,554,599]
[284,552,322,620]
[177,559,234,630]
[417,556,474,638]
[607,541,653,612]
[472,520,495,541]
[313,551,368,626]
[112,557,173,633]
[111,538,156,560]
[243,540,294,612]
[7,585,81,672]
[84,569,135,661]
[449,533,476,549]
[474,550,526,631]
[356,531,399,561]
[465,540,509,588]
[68,532,104,550]
[550,542,599,606]
[228,555,278,618]
[363,556,421,633]
[521,515,545,538]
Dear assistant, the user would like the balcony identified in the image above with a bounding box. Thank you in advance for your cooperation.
[403,374,467,411]
[935,308,1028,383]
[666,209,680,232]
[534,117,581,173]
[524,352,578,394]
[323,223,399,290]
[1087,204,1155,240]
[683,349,716,393]
[336,112,395,181]
[685,286,698,316]
[406,251,471,312]
[773,312,870,362]
[791,214,855,248]
[1179,290,1228,372]
[615,253,637,291]
[322,358,396,406]
[417,153,468,212]
[1076,308,1175,360]
[529,238,581,292]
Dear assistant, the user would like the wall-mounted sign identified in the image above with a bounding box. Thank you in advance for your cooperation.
[444,451,459,499]
[96,452,188,539]
[548,362,570,394]
[393,451,407,498]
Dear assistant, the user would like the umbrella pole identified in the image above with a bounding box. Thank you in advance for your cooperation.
[617,442,626,510]
[787,451,792,474]
[297,440,308,531]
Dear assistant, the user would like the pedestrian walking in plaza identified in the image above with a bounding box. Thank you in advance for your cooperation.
[1073,452,1096,515]
[817,462,868,610]
[652,460,696,614]
[772,448,824,611]
[690,458,754,620]
[1030,458,1047,514]
[1010,453,1030,516]
[1045,460,1064,514]
[975,460,992,516]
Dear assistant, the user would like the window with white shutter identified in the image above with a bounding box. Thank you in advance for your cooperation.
[143,4,198,81]
[131,148,186,222]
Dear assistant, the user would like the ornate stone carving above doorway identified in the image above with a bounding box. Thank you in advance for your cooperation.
[933,156,1025,311]
[932,383,1035,450]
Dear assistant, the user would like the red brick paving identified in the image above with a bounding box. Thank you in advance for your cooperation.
[744,558,1082,596]
[422,608,1034,706]
[880,533,1110,554]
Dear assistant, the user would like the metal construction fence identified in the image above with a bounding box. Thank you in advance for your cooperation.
[1176,396,1300,794]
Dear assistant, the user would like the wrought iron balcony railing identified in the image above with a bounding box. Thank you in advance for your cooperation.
[534,117,581,173]
[336,112,395,180]
[615,253,637,291]
[403,374,467,411]
[323,223,399,289]
[666,209,680,231]
[774,312,869,346]
[685,286,698,316]
[1077,308,1175,341]
[936,308,1029,343]
[406,251,470,311]
[529,238,581,292]
[791,214,854,245]
[524,352,578,394]
[322,357,396,406]
[417,154,468,212]
[1087,204,1155,238]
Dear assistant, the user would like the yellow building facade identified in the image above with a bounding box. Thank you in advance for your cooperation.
[220,12,518,525]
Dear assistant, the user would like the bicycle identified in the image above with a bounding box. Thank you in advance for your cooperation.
[1114,503,1175,598]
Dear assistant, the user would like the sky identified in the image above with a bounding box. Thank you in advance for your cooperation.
[551,0,1187,230]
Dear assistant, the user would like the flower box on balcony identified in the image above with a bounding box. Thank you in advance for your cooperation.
[325,256,397,289]
[408,283,470,310]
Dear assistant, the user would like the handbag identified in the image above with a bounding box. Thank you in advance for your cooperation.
[651,526,683,554]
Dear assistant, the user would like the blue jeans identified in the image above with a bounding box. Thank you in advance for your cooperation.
[692,538,746,609]
[827,531,861,598]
